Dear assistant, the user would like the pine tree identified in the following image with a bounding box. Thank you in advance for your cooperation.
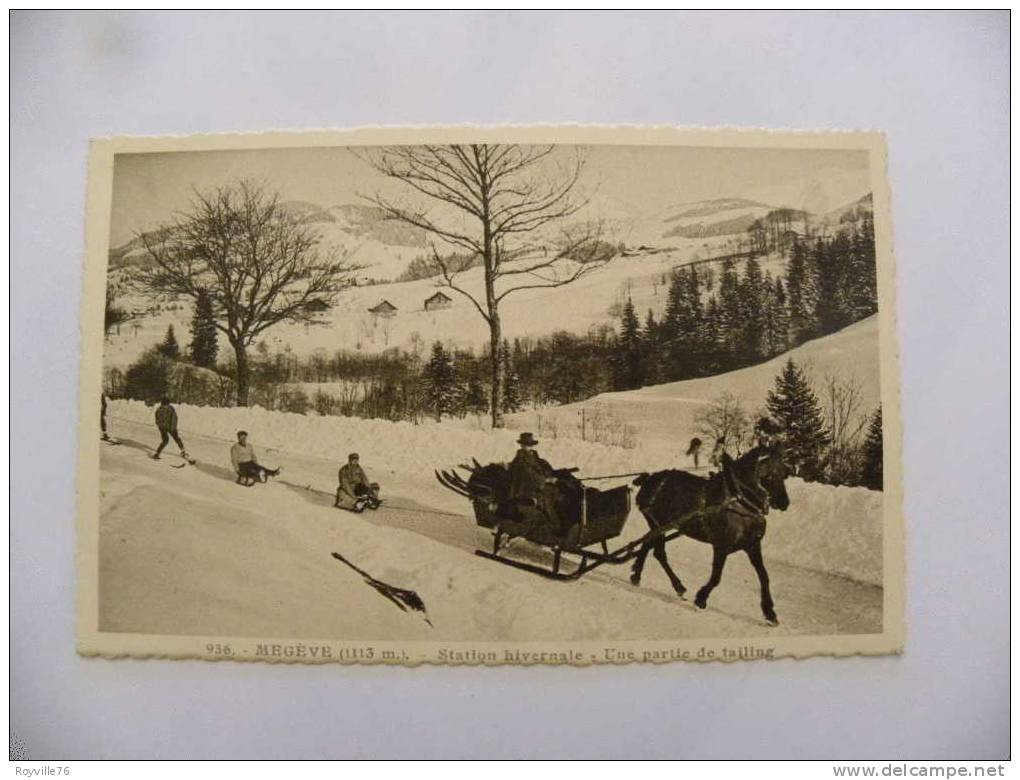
[699,296,724,375]
[763,276,790,356]
[681,266,704,373]
[511,338,530,408]
[457,357,487,417]
[661,273,683,380]
[860,406,883,490]
[189,289,219,369]
[739,257,766,360]
[661,272,683,357]
[501,339,522,413]
[545,332,587,404]
[662,267,705,379]
[786,239,815,343]
[718,259,743,359]
[421,341,456,421]
[158,324,180,360]
[613,298,644,390]
[847,217,878,321]
[812,236,845,335]
[642,309,662,385]
[766,359,828,480]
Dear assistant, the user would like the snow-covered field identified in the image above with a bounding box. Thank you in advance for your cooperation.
[99,398,883,642]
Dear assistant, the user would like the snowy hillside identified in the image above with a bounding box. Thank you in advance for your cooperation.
[659,198,775,240]
[102,237,732,368]
[509,315,880,453]
[819,193,874,232]
[102,191,871,370]
[107,200,428,283]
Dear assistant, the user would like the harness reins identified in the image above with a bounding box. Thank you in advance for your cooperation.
[649,459,770,525]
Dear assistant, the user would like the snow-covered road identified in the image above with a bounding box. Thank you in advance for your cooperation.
[98,415,882,643]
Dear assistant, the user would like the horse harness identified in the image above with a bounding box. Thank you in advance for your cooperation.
[647,464,769,529]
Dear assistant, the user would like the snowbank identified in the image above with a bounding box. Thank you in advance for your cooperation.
[109,399,884,587]
[766,478,883,586]
[109,399,682,485]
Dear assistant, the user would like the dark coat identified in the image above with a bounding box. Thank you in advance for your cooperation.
[154,404,178,432]
[508,448,554,499]
[338,462,369,496]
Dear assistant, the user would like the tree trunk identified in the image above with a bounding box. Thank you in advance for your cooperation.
[478,174,506,430]
[489,312,505,429]
[483,238,504,428]
[232,339,250,407]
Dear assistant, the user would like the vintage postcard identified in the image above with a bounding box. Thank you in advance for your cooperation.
[77,126,904,664]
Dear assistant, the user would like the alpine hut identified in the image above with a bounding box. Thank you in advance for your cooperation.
[368,300,398,317]
[424,291,453,311]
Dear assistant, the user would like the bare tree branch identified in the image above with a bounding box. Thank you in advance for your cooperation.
[358,144,615,427]
[134,180,360,404]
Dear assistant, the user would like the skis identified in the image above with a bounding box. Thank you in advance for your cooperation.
[151,453,195,468]
[331,552,431,627]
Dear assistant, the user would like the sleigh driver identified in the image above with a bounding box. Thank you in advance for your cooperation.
[507,432,573,531]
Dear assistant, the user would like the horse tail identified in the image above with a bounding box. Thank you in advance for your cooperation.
[633,472,650,486]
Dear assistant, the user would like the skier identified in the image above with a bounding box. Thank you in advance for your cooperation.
[685,437,703,470]
[152,398,192,462]
[334,453,380,511]
[100,393,112,442]
[230,430,280,486]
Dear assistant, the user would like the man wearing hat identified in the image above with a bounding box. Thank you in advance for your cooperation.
[335,452,381,511]
[508,432,557,519]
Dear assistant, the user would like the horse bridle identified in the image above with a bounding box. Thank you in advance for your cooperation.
[725,455,772,519]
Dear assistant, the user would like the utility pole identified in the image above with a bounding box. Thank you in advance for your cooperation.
[580,408,586,442]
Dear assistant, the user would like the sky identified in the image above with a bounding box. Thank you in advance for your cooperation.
[109,143,870,247]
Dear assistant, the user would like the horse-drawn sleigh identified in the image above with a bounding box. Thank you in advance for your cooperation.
[436,442,792,625]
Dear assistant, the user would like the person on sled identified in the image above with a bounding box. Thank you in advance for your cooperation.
[152,397,191,462]
[230,430,280,486]
[334,452,380,511]
[508,432,563,528]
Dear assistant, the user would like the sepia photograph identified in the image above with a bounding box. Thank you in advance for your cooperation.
[12,7,1008,764]
[77,127,903,663]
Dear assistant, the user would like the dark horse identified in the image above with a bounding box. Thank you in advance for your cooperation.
[629,444,791,624]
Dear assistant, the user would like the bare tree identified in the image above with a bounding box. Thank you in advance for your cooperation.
[695,392,753,456]
[361,144,614,427]
[821,374,869,484]
[135,181,358,406]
